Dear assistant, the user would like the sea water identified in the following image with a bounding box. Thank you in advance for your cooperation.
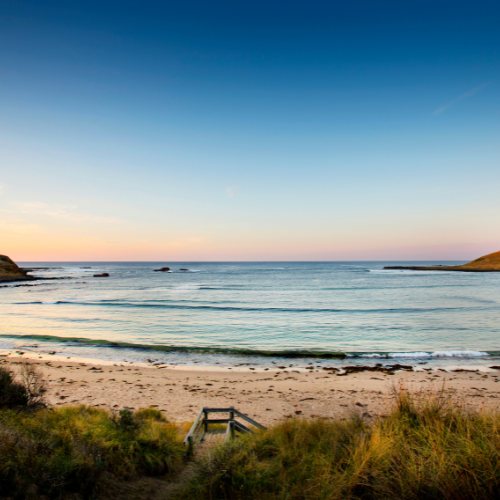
[1,261,499,369]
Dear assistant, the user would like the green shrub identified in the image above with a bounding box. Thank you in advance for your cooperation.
[180,389,500,500]
[0,362,47,410]
[0,365,29,408]
[0,405,185,499]
[111,408,139,432]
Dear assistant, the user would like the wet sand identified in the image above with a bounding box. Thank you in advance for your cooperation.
[2,351,500,425]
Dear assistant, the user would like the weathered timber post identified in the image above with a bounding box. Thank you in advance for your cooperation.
[229,406,235,439]
[185,435,194,460]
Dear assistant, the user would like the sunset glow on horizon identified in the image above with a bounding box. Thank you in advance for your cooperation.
[1,0,499,262]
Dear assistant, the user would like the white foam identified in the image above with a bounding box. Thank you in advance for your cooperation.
[359,351,489,359]
[427,350,489,358]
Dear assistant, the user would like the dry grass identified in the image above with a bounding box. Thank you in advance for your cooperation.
[0,405,185,499]
[4,365,500,500]
[179,385,500,500]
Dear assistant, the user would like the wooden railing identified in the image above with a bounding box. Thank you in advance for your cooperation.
[184,406,266,458]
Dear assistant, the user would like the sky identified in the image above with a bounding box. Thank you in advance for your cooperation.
[0,0,499,261]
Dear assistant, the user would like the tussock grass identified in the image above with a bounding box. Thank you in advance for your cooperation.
[0,405,185,499]
[180,386,500,500]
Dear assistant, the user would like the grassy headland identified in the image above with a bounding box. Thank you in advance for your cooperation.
[384,249,500,272]
[0,255,34,283]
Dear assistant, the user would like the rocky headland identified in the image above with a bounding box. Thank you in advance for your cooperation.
[0,255,36,283]
[385,249,500,272]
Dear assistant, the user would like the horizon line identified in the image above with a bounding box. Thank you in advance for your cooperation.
[16,259,469,263]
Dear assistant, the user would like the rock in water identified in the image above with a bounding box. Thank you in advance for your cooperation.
[154,267,171,272]
[0,255,35,282]
[93,273,110,277]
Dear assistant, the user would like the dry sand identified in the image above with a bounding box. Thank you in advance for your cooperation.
[2,351,500,426]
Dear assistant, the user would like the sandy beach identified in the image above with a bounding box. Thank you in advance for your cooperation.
[2,351,500,426]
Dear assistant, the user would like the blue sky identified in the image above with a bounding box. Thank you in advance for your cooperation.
[0,0,499,260]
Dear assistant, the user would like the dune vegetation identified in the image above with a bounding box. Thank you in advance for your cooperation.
[3,361,500,500]
[0,363,185,499]
[180,386,500,500]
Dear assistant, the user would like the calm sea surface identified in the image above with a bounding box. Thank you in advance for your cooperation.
[1,262,500,368]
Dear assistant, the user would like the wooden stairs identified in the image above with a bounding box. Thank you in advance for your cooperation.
[184,406,266,458]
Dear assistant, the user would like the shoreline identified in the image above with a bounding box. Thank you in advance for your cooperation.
[0,340,498,372]
[2,350,500,425]
[3,348,498,373]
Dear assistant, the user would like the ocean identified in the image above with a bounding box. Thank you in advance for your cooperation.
[1,261,499,369]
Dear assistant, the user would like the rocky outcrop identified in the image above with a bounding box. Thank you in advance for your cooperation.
[154,267,171,272]
[0,255,35,283]
[384,250,500,272]
[93,273,110,278]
